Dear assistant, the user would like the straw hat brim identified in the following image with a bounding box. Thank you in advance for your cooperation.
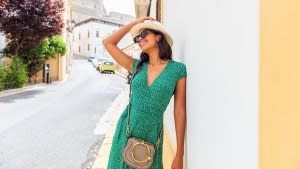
[130,21,173,47]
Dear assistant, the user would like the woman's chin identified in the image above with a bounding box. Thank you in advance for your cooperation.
[141,47,149,52]
[140,45,153,53]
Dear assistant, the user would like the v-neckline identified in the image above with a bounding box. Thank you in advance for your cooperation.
[146,60,171,88]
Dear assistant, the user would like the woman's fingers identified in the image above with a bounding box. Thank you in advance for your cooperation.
[145,16,157,21]
[140,16,158,23]
[134,16,159,25]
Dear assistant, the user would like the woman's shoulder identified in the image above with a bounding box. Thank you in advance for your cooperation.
[170,59,187,79]
[133,58,140,64]
[170,59,187,69]
[131,58,141,73]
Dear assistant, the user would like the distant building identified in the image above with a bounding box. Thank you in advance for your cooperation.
[71,0,136,76]
[72,0,107,23]
[72,17,133,60]
[106,11,135,25]
[72,0,135,24]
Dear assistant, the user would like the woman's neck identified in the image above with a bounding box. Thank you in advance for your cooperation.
[147,48,163,65]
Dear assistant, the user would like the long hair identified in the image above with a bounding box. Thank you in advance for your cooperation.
[135,29,173,73]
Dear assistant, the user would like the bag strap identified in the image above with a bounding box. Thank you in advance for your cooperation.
[126,61,163,150]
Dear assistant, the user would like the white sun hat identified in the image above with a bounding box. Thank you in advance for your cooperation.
[130,20,173,47]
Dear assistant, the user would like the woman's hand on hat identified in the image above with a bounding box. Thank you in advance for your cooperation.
[134,16,157,24]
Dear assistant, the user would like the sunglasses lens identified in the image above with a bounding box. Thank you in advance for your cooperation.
[141,30,148,38]
[133,30,150,43]
[133,35,139,43]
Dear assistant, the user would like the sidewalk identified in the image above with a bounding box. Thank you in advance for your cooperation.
[115,70,128,79]
[91,86,176,169]
[0,77,68,98]
[92,85,130,169]
[0,83,46,98]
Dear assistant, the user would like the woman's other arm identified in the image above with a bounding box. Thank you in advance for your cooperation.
[172,77,187,169]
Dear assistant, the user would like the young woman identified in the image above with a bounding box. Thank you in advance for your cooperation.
[103,16,187,169]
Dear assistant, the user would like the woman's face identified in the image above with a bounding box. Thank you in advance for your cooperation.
[136,29,161,53]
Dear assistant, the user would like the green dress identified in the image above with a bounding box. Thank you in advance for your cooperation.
[107,58,187,169]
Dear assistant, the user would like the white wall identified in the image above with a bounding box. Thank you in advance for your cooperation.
[0,33,5,52]
[163,0,259,168]
[0,33,6,61]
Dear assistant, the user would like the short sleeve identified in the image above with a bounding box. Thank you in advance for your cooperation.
[131,58,140,73]
[177,63,187,80]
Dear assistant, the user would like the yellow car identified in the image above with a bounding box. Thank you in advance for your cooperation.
[98,61,116,74]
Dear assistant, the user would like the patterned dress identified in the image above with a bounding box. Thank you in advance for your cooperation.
[107,58,187,169]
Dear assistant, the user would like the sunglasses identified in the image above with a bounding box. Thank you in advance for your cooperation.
[133,29,153,43]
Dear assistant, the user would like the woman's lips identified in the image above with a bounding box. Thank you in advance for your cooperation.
[139,40,147,47]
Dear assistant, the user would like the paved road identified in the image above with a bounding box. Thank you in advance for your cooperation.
[0,59,127,169]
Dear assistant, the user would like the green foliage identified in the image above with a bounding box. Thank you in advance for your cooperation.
[0,0,64,52]
[48,36,67,56]
[0,63,8,91]
[0,57,28,91]
[2,35,67,77]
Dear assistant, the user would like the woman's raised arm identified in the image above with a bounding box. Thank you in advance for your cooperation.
[102,16,156,73]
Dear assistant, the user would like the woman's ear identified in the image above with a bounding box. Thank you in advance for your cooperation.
[156,34,162,42]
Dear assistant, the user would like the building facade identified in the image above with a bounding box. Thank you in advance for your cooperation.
[135,0,300,169]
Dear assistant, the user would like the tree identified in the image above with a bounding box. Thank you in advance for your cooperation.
[0,0,64,55]
[2,36,67,77]
[0,0,65,78]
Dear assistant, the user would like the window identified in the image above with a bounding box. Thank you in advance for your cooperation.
[88,44,90,51]
[96,31,99,38]
[94,47,96,54]
[78,33,81,40]
[78,46,80,53]
[88,31,90,38]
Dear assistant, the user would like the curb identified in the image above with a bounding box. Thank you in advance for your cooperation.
[92,85,130,169]
[0,74,69,98]
[0,83,46,98]
[115,71,128,79]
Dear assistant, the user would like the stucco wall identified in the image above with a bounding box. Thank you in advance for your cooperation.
[162,0,260,168]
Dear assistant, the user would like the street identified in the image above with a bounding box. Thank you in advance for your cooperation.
[0,59,126,169]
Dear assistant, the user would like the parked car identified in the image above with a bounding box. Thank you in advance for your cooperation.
[96,58,106,68]
[91,59,98,68]
[98,61,116,74]
[91,58,105,68]
[88,56,95,62]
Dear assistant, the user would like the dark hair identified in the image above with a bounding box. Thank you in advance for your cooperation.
[135,29,173,72]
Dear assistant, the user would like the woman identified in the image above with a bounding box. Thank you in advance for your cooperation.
[103,16,187,169]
